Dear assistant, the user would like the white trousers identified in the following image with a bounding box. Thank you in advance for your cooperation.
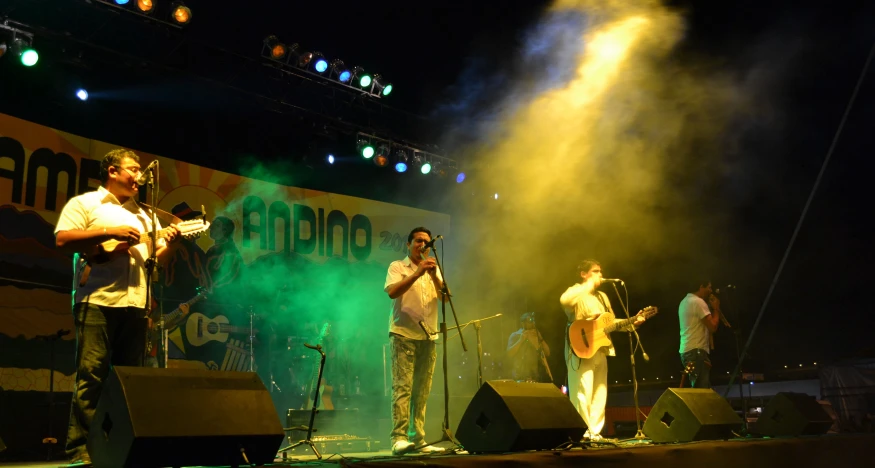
[567,347,608,436]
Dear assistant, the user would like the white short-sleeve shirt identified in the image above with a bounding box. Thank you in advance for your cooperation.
[54,186,163,309]
[384,256,443,340]
[678,293,712,353]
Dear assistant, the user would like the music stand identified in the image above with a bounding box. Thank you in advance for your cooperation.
[278,343,326,460]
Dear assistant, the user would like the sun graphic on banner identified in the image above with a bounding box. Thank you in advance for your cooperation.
[152,158,245,253]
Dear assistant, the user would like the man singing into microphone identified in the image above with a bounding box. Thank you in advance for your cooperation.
[55,149,180,466]
[560,259,644,442]
[678,280,722,388]
[384,227,446,455]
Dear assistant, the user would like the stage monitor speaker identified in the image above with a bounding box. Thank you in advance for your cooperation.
[642,388,742,443]
[88,366,283,468]
[456,380,585,453]
[757,392,832,437]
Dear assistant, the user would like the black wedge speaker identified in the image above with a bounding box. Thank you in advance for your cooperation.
[757,392,833,436]
[642,388,742,443]
[456,380,586,453]
[88,366,283,468]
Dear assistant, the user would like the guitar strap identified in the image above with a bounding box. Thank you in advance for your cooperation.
[137,202,184,226]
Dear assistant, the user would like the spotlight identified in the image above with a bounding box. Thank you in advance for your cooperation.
[359,73,372,88]
[431,161,448,177]
[114,0,130,5]
[264,35,287,60]
[0,42,6,60]
[412,153,431,174]
[494,193,499,200]
[136,0,154,13]
[170,2,192,25]
[288,44,314,68]
[12,38,38,67]
[357,138,374,159]
[76,89,89,101]
[330,59,350,83]
[312,53,328,73]
[456,172,466,183]
[349,67,367,88]
[374,144,390,167]
[327,154,335,164]
[372,74,393,96]
[394,150,408,173]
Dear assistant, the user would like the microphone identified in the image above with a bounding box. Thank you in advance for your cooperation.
[136,160,159,185]
[599,278,624,285]
[715,285,736,294]
[423,235,443,250]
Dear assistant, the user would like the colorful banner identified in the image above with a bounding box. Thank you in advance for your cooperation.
[0,112,450,397]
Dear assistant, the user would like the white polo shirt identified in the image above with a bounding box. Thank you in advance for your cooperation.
[384,255,443,341]
[54,186,163,309]
[678,293,712,353]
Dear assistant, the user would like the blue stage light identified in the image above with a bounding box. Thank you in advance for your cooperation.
[456,172,466,183]
[395,162,407,173]
[76,89,89,101]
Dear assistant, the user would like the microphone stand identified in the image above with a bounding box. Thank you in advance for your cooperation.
[444,313,502,388]
[142,162,160,367]
[425,242,466,450]
[610,283,648,443]
[720,288,748,433]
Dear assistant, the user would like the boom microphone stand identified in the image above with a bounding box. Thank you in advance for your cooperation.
[610,282,649,442]
[445,313,502,388]
[423,238,466,449]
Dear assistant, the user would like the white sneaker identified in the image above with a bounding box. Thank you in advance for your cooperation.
[392,440,415,455]
[417,444,445,453]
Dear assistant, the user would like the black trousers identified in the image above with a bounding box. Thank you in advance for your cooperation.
[65,302,147,458]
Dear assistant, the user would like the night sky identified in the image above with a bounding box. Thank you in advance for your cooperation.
[2,0,874,385]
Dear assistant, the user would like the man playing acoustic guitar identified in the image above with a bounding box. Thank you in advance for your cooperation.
[55,149,181,467]
[560,259,646,442]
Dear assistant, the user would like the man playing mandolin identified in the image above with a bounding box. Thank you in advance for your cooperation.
[560,259,646,442]
[55,149,181,467]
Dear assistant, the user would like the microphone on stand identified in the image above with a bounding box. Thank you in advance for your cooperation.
[423,235,443,250]
[599,278,624,285]
[136,160,159,186]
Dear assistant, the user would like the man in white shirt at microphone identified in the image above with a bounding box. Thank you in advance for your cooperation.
[678,280,722,388]
[560,259,645,442]
[384,227,446,455]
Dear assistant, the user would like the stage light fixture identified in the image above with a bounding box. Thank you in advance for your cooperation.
[312,53,328,73]
[372,74,393,96]
[421,161,432,174]
[264,35,287,60]
[114,0,130,5]
[431,161,448,177]
[456,172,466,183]
[359,73,372,88]
[170,2,192,25]
[412,153,432,175]
[374,144,390,167]
[11,38,38,67]
[0,42,6,60]
[327,154,335,164]
[394,150,409,173]
[357,138,375,159]
[76,89,89,101]
[330,59,351,83]
[288,44,314,68]
[136,0,154,13]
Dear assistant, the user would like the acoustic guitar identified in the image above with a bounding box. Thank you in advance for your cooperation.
[95,218,210,263]
[185,312,257,347]
[568,306,658,359]
[146,287,208,355]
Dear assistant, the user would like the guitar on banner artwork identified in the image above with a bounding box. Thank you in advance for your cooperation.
[568,306,658,359]
[185,312,258,347]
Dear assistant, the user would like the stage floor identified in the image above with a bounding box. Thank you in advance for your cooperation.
[2,434,873,468]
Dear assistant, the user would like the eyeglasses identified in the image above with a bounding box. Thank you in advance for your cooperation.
[116,165,142,176]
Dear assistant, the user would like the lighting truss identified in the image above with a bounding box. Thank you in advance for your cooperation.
[92,0,190,29]
[262,36,392,99]
[357,132,458,175]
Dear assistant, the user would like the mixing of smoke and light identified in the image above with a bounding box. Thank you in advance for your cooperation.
[450,0,746,298]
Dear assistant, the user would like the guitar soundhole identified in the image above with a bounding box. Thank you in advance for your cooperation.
[207,323,219,333]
